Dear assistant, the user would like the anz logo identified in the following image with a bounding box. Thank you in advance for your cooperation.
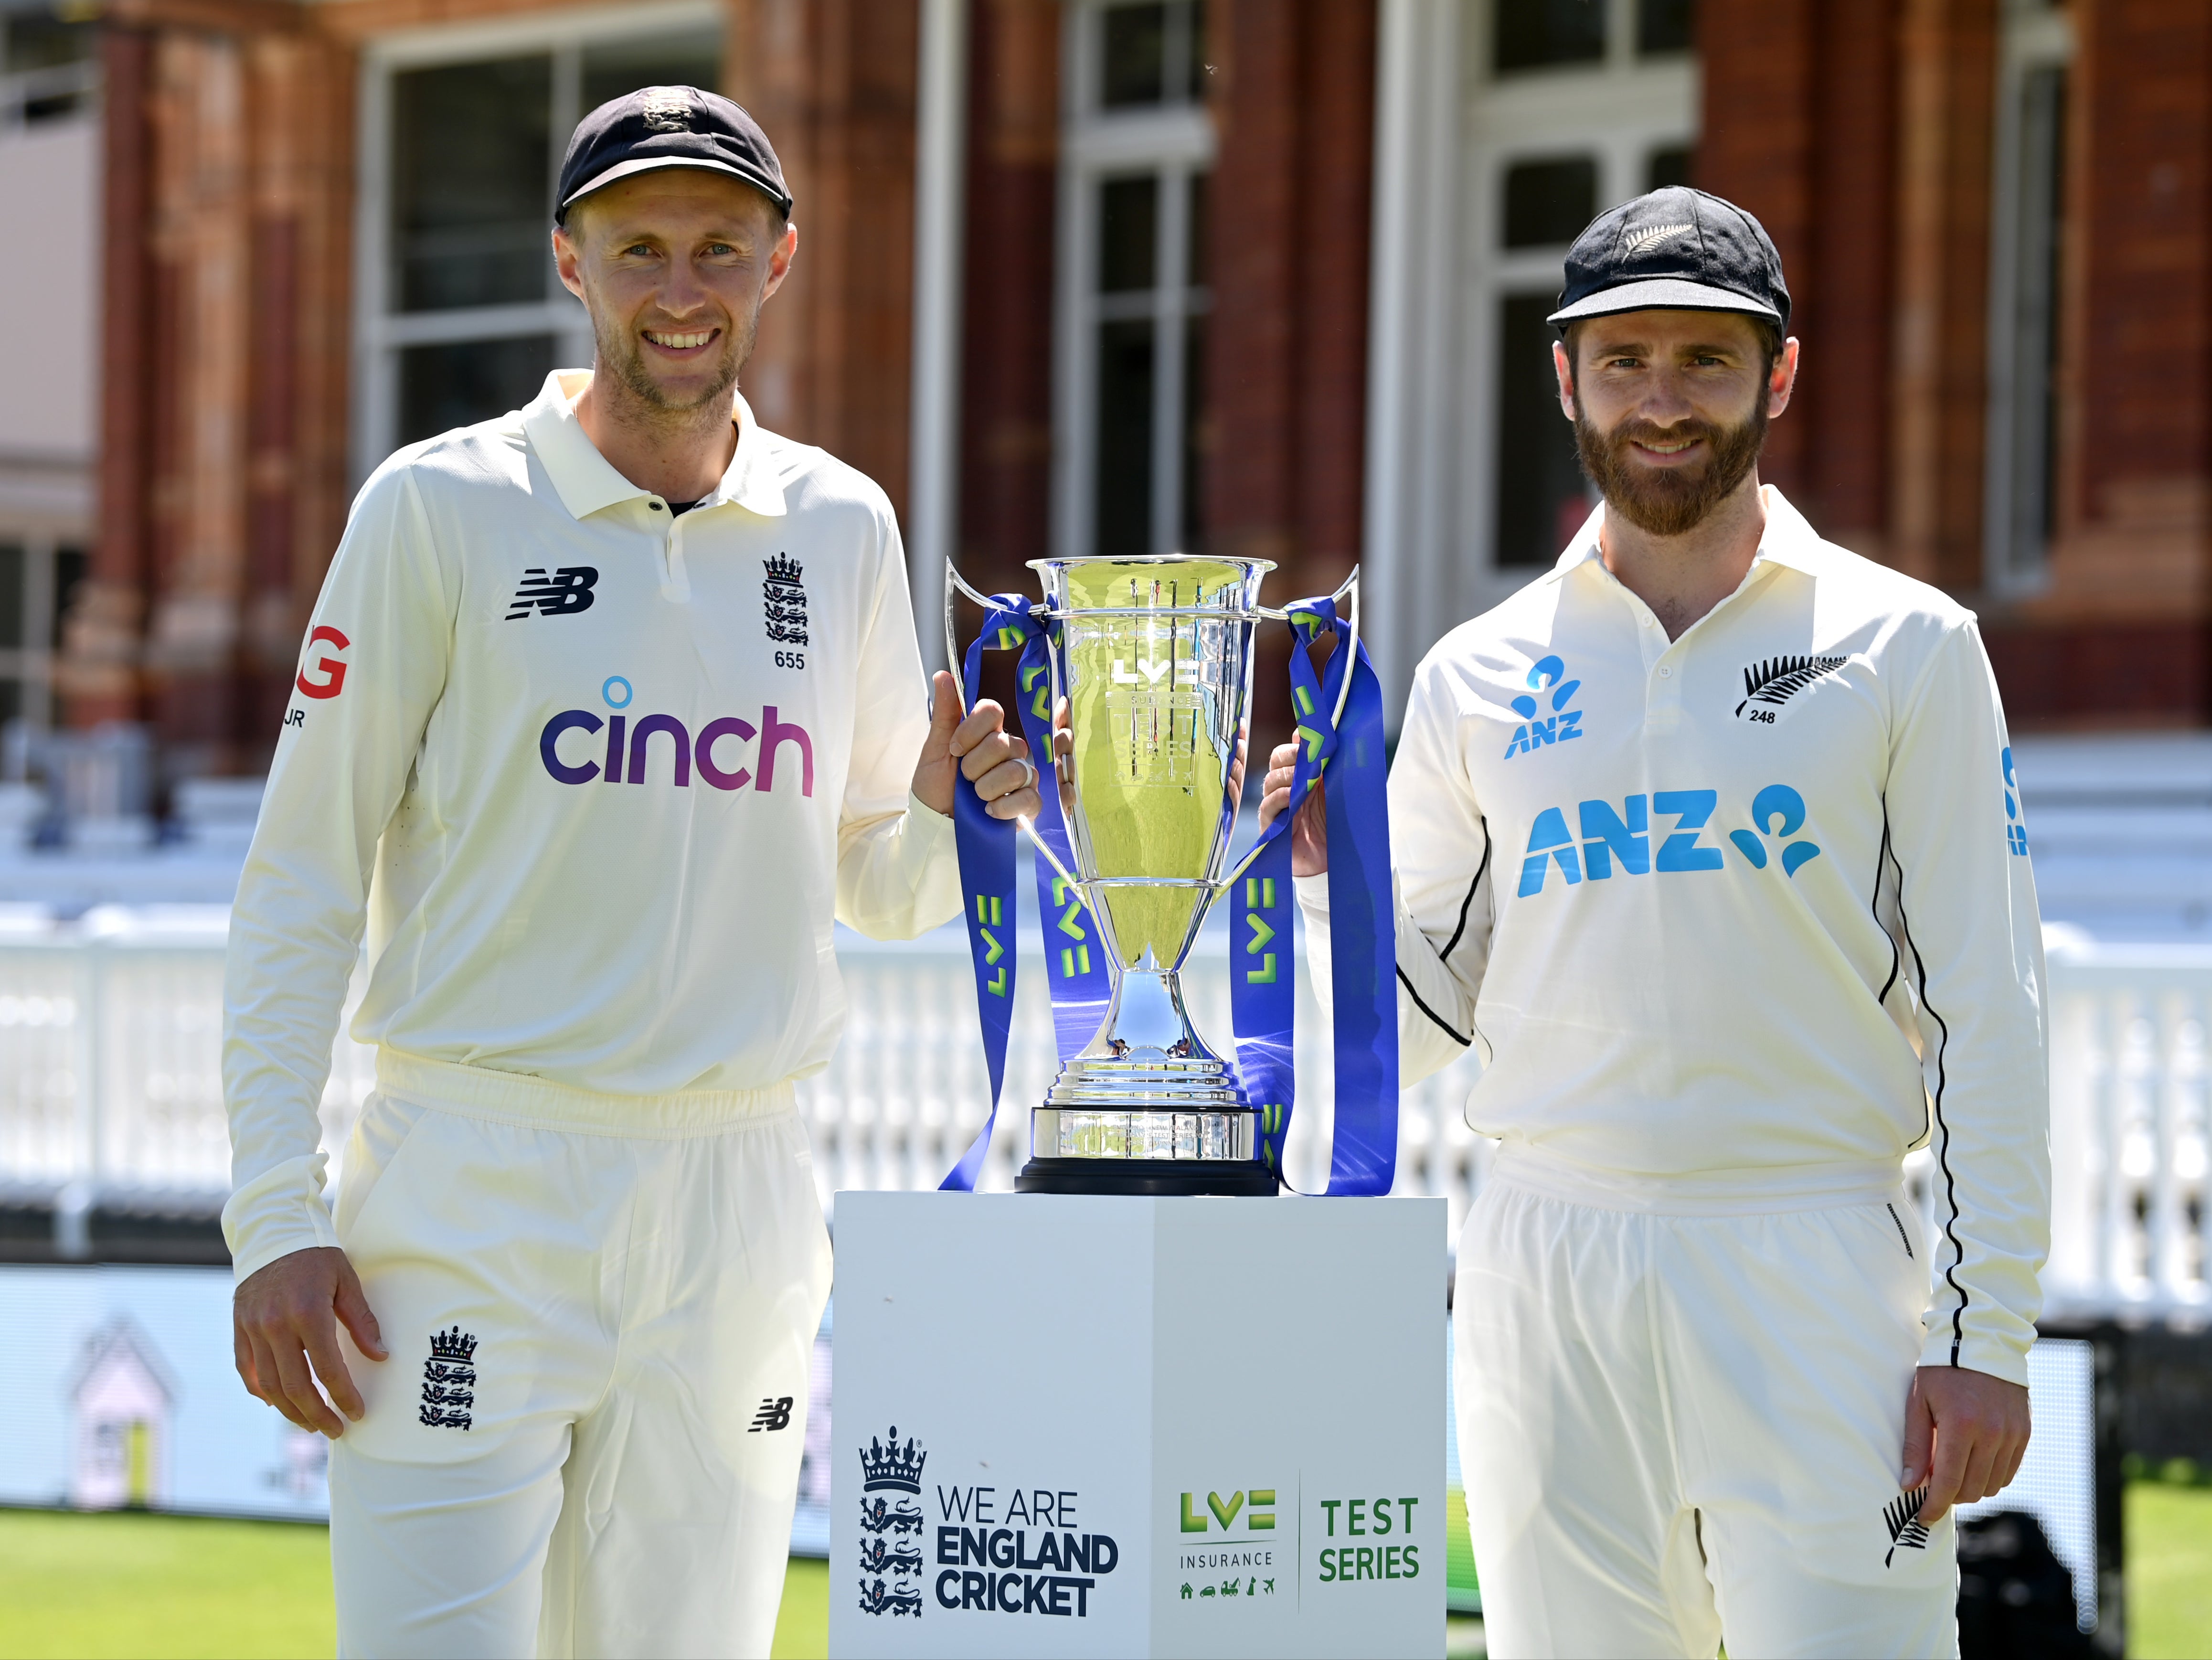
[1503,655,1584,758]
[1518,784,1822,897]
[2002,747,2030,856]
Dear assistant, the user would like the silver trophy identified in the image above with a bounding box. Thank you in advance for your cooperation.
[949,554,1298,1196]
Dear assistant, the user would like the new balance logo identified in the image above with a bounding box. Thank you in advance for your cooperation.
[750,1395,794,1432]
[1624,222,1693,255]
[506,566,599,619]
[1883,1487,1931,1566]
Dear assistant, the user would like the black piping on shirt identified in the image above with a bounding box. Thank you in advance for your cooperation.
[1886,818,1967,1364]
[1440,817,1492,961]
[1398,964,1472,1047]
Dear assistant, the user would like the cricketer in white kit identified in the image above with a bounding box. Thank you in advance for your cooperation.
[1268,187,2048,1658]
[221,87,1042,1659]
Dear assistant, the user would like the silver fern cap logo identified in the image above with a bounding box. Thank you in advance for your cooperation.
[1624,222,1694,256]
[1736,654,1848,719]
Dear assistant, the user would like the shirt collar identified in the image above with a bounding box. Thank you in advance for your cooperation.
[520,370,790,522]
[1546,483,1828,583]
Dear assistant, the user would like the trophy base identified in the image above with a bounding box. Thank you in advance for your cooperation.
[1014,1157,1279,1196]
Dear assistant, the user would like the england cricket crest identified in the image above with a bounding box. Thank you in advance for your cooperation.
[857,1425,927,1617]
[764,554,810,646]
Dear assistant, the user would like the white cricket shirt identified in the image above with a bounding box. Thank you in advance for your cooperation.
[1306,487,2050,1383]
[222,371,959,1281]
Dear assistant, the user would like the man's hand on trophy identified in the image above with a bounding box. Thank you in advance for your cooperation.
[915,670,1044,820]
[1258,739,1328,876]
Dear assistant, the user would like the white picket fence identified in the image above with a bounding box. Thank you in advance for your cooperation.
[0,907,2203,1320]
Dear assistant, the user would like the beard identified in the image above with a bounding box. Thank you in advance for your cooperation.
[591,306,751,423]
[1574,398,1767,538]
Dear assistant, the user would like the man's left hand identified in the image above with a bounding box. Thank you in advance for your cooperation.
[914,670,1042,820]
[1902,1364,2031,1524]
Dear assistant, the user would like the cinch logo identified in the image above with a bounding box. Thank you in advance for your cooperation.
[1180,1489,1276,1534]
[538,676,812,794]
[1503,655,1583,757]
[296,626,350,699]
[1518,785,1822,896]
[2002,747,2029,856]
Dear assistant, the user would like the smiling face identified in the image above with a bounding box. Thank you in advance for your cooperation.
[1553,309,1795,538]
[552,168,796,422]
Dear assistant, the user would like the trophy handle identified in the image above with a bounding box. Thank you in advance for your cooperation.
[1221,567,1363,889]
[939,556,1090,904]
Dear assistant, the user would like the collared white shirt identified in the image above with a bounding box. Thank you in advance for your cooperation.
[1309,487,2049,1383]
[222,371,958,1281]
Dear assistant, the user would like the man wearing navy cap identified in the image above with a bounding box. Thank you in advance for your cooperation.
[1269,187,2048,1655]
[222,87,1041,1656]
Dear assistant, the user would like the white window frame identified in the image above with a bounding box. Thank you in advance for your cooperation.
[351,0,724,486]
[1982,0,2075,597]
[1457,0,1698,611]
[1052,0,1217,562]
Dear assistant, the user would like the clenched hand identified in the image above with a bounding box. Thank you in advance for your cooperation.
[234,1246,386,1437]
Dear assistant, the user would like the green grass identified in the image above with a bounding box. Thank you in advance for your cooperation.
[2128,1479,2212,1660]
[0,1510,334,1660]
[0,1511,830,1660]
[1,1486,2206,1658]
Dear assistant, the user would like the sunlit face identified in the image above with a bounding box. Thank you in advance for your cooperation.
[1554,309,1791,537]
[553,168,796,416]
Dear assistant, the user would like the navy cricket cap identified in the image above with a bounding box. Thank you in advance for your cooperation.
[1549,186,1789,332]
[555,85,792,224]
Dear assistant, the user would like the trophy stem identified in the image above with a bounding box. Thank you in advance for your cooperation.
[1016,955,1276,1196]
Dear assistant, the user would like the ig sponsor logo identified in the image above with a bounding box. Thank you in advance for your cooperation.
[295,626,350,700]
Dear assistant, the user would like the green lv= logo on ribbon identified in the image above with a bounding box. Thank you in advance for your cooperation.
[974,894,1007,995]
[1244,876,1277,983]
[1053,879,1090,978]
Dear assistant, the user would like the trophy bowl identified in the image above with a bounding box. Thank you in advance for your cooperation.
[1013,555,1277,1196]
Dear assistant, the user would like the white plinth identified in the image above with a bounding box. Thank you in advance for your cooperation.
[829,1192,1445,1659]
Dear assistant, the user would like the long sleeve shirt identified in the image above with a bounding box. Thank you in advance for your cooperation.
[1303,487,2050,1384]
[222,371,959,1282]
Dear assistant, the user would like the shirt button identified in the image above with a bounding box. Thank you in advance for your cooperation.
[649,501,665,512]
[1658,665,1673,678]
[1641,615,1656,628]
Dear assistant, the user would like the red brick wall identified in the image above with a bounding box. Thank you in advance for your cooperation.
[957,0,1059,600]
[1202,0,1374,600]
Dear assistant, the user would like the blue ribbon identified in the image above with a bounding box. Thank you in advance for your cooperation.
[941,596,1112,1192]
[1229,603,1399,1194]
[943,593,1397,1196]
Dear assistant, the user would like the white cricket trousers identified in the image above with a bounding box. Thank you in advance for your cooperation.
[1455,1160,1959,1660]
[326,1051,833,1660]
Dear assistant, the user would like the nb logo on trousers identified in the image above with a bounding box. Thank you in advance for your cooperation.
[750,1395,793,1432]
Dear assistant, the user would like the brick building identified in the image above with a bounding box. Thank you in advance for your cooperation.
[47,0,2212,781]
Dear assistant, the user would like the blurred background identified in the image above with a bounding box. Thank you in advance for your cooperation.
[0,0,2208,1655]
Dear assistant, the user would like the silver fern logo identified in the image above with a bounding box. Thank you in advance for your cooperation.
[1882,1486,1931,1567]
[1736,655,1848,719]
[1624,223,1693,256]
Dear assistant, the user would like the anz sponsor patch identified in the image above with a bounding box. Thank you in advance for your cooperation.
[1502,654,1585,758]
[1518,784,1822,896]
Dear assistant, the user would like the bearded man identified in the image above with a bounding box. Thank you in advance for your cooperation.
[223,88,1039,1657]
[1266,187,2048,1657]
